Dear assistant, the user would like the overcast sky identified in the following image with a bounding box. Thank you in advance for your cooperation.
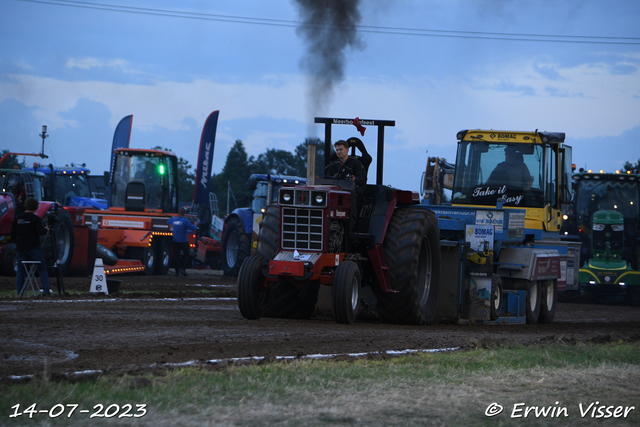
[2,0,639,192]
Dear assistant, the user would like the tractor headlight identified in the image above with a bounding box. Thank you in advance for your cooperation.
[279,189,294,205]
[612,224,624,232]
[592,223,605,231]
[311,191,326,207]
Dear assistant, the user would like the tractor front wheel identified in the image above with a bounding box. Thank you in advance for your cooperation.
[237,255,266,320]
[332,261,361,324]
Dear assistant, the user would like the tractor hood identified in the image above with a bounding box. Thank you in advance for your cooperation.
[592,209,624,225]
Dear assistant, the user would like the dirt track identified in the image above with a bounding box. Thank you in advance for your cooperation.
[2,270,640,380]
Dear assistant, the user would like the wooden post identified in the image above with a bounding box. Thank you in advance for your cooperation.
[307,143,316,185]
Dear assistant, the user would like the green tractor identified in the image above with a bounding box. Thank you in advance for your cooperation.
[579,208,640,305]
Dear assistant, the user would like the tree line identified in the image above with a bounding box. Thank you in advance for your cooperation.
[623,160,640,174]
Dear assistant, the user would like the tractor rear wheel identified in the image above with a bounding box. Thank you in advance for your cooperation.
[42,208,74,273]
[1,243,17,276]
[539,279,557,323]
[490,275,503,320]
[332,261,361,324]
[376,208,441,325]
[526,280,542,324]
[237,255,265,320]
[256,204,280,261]
[222,216,251,276]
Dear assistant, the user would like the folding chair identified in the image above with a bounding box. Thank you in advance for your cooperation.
[20,261,42,296]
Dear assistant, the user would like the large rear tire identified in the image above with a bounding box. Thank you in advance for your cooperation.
[539,279,557,323]
[237,255,265,320]
[42,208,74,273]
[256,204,280,261]
[526,280,542,324]
[222,216,251,277]
[1,243,17,276]
[376,208,441,325]
[332,261,362,324]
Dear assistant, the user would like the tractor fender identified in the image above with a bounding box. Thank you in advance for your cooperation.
[227,208,253,235]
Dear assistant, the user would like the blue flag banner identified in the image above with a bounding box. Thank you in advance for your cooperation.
[107,115,133,206]
[193,111,219,205]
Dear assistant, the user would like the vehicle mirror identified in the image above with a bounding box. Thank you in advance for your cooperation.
[473,142,489,153]
[246,176,258,191]
[521,145,535,155]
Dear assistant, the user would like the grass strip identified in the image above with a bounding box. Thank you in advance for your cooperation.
[2,341,640,426]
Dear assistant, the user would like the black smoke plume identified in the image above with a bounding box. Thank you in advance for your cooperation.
[294,0,364,128]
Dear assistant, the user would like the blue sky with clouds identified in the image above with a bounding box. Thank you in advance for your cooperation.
[1,0,639,192]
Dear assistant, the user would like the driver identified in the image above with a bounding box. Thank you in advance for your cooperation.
[486,145,534,190]
[326,139,367,227]
[326,139,367,187]
[598,185,618,211]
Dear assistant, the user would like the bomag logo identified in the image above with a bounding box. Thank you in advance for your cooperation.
[490,133,517,140]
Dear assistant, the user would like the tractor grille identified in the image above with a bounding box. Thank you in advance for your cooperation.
[593,227,623,251]
[282,208,324,251]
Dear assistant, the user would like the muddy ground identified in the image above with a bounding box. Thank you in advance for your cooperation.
[1,269,640,380]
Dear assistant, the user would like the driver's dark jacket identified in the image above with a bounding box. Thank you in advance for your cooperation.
[326,157,367,187]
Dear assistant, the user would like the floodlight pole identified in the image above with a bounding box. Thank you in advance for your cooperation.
[40,125,48,158]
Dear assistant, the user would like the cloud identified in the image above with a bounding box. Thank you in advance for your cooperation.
[66,57,130,71]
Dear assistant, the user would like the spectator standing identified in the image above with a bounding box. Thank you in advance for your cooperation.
[167,207,197,277]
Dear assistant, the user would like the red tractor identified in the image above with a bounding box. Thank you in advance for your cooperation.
[237,117,441,324]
